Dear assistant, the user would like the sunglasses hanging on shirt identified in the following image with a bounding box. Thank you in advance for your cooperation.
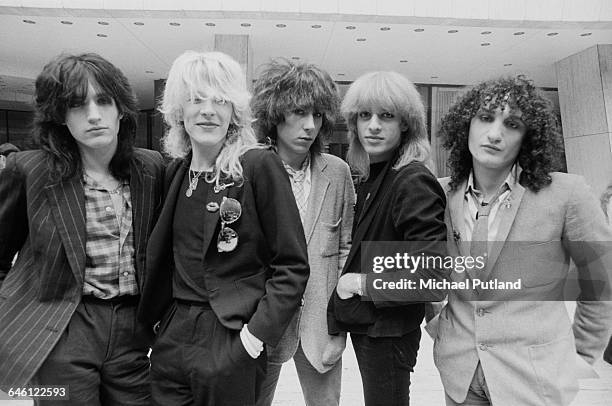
[217,197,241,252]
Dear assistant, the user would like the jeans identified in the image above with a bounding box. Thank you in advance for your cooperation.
[351,330,420,406]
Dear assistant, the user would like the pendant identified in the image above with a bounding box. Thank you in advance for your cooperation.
[214,182,235,194]
[206,202,220,212]
[186,187,193,197]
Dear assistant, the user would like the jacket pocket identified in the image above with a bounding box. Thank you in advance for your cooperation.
[528,330,578,405]
[234,270,267,316]
[321,218,342,258]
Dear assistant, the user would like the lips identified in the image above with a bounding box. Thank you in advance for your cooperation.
[482,144,501,151]
[87,126,107,132]
[196,122,219,128]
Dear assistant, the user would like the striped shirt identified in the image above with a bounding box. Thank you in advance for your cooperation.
[82,175,137,298]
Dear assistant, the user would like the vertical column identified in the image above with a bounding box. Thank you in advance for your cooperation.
[555,44,612,196]
[214,34,253,88]
[430,87,465,177]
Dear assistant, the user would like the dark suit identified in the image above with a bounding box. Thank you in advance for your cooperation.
[0,149,164,390]
[327,160,447,406]
[139,148,309,404]
[139,148,309,345]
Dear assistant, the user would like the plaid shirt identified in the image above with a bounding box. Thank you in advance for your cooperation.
[82,175,137,298]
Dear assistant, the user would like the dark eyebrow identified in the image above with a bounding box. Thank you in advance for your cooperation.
[505,112,525,122]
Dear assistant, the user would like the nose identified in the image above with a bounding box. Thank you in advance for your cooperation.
[487,119,504,143]
[302,113,315,131]
[368,114,382,132]
[198,98,216,116]
[86,100,101,123]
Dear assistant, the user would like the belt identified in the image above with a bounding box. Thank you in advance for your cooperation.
[175,298,212,309]
[81,295,140,306]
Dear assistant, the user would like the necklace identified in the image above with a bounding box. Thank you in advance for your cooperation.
[186,169,204,197]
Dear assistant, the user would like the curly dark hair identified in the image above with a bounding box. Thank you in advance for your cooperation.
[251,58,340,154]
[32,53,138,181]
[440,75,563,192]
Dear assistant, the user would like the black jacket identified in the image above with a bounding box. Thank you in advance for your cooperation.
[139,148,310,347]
[328,161,448,337]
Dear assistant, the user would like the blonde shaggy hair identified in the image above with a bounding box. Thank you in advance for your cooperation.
[342,71,431,183]
[159,50,261,186]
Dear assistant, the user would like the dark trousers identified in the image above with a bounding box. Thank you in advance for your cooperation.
[31,296,152,406]
[351,330,421,406]
[150,301,267,406]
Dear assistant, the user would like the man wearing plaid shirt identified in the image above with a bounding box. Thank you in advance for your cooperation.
[0,53,164,405]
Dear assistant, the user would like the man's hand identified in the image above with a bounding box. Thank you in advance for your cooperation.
[321,335,346,367]
[336,273,363,299]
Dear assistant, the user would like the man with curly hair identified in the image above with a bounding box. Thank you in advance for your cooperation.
[428,75,612,406]
[251,59,354,406]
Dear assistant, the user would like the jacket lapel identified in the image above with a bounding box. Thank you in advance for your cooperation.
[344,160,394,272]
[356,159,393,227]
[129,158,155,288]
[304,155,330,244]
[200,186,226,256]
[45,176,86,286]
[447,180,470,258]
[147,160,187,270]
[484,182,525,274]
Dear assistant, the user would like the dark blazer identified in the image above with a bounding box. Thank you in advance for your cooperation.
[328,161,448,337]
[138,148,310,347]
[0,148,164,389]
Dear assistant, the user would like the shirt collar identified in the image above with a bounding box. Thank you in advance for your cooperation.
[282,153,311,181]
[465,164,521,197]
[82,173,128,192]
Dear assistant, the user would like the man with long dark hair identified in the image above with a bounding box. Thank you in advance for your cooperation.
[252,59,354,406]
[0,53,164,405]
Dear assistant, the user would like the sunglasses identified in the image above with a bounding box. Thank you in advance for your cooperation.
[217,196,242,252]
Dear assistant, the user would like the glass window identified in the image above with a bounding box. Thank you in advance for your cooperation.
[7,111,34,150]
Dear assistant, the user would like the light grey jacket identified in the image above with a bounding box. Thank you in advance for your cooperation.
[267,153,355,373]
[428,173,612,406]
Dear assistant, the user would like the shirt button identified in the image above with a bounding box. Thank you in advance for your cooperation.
[479,343,488,351]
[123,271,129,277]
[477,308,486,317]
[105,206,113,213]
